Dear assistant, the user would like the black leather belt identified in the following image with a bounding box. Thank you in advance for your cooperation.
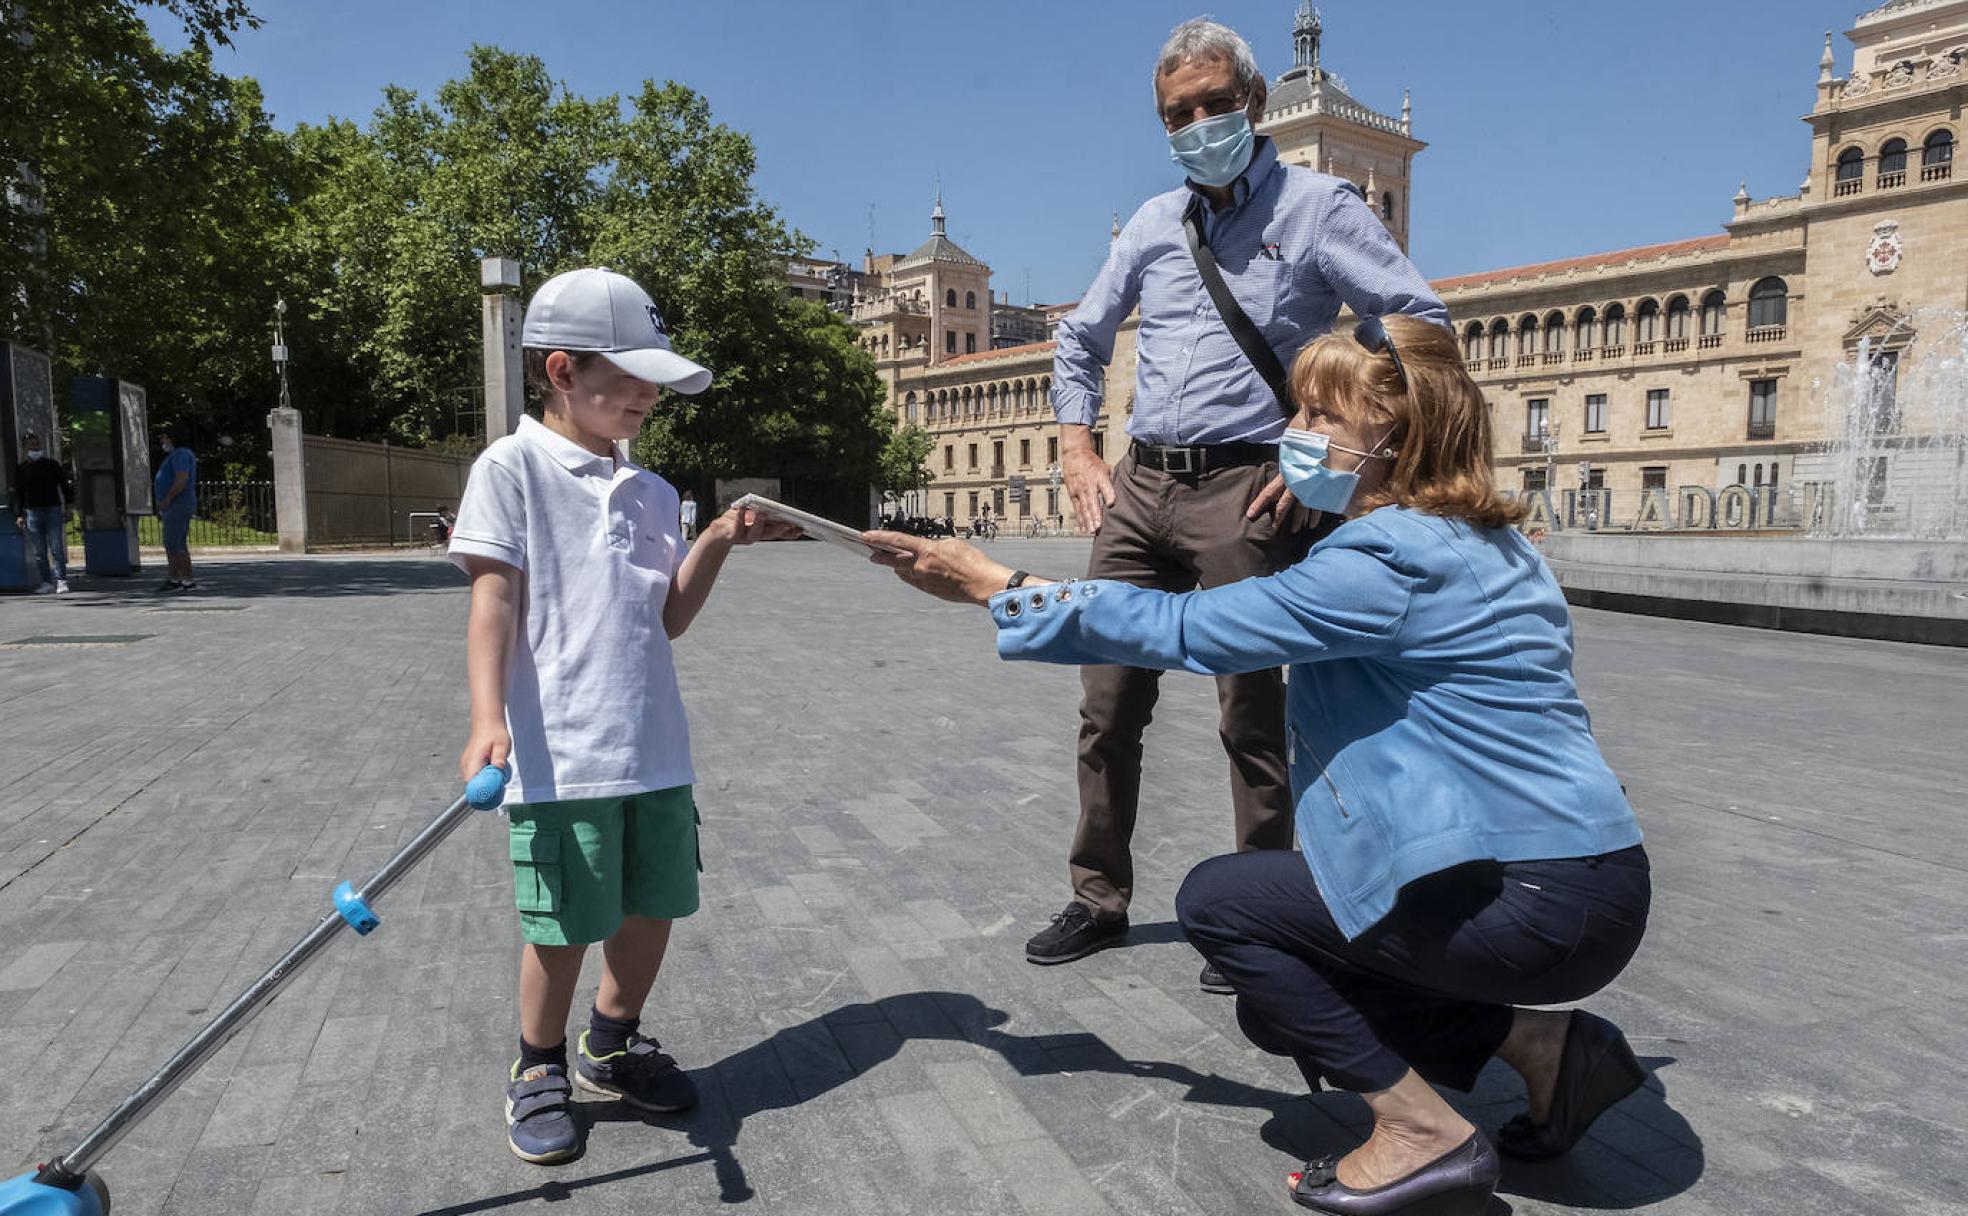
[1131,440,1275,475]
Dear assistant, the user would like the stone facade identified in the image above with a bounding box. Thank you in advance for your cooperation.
[838,1,1965,535]
[1450,0,1966,533]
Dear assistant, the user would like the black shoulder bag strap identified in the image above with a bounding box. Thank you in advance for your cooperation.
[1182,201,1294,413]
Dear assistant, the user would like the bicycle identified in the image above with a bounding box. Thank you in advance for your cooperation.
[967,518,1000,541]
[1024,519,1050,539]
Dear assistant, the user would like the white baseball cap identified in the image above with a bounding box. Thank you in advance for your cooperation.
[521,267,713,394]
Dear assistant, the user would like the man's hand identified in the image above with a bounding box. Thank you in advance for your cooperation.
[1061,444,1115,535]
[863,531,1015,606]
[459,720,511,783]
[1246,472,1292,522]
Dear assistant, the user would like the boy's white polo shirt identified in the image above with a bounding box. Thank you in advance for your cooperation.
[449,415,692,806]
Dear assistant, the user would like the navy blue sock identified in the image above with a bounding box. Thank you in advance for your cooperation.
[517,1035,566,1074]
[587,1008,639,1057]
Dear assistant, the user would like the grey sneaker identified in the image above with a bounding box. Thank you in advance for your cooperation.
[574,1030,698,1113]
[505,1061,579,1164]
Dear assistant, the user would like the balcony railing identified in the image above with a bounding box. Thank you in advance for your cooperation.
[1747,421,1775,440]
[1486,358,1508,371]
[1465,358,1484,371]
[1921,161,1952,183]
[1541,352,1565,366]
[1515,355,1536,369]
[1834,178,1863,197]
[1632,341,1656,356]
[1573,349,1595,363]
[1698,333,1723,349]
[1663,337,1689,353]
[990,464,1005,479]
[1520,435,1546,453]
[1746,325,1788,344]
[1878,169,1907,189]
[1600,345,1625,359]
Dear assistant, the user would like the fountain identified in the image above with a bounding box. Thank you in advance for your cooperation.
[1800,307,1968,539]
[1533,306,1968,644]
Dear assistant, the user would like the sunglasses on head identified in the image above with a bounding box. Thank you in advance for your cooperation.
[1353,315,1409,389]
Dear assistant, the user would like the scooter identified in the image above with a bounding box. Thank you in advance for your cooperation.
[0,765,512,1214]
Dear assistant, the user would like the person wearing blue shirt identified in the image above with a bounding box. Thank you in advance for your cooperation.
[153,426,198,592]
[868,315,1651,1216]
[1036,18,1451,990]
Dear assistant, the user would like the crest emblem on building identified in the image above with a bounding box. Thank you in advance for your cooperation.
[1866,220,1903,275]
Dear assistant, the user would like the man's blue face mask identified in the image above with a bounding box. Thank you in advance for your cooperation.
[1168,109,1255,188]
[1279,427,1395,514]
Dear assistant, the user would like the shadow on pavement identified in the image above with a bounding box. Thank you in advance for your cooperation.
[58,555,464,602]
[422,992,1697,1213]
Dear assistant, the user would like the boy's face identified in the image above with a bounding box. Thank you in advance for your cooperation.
[546,351,663,442]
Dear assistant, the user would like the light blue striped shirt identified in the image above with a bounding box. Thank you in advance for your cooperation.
[1051,138,1449,446]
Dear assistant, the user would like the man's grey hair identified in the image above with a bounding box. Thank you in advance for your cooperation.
[1154,18,1261,99]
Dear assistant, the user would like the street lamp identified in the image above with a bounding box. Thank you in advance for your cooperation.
[271,296,291,411]
[1048,460,1064,527]
[1539,419,1560,495]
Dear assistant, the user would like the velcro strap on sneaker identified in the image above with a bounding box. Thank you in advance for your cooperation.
[509,1074,572,1121]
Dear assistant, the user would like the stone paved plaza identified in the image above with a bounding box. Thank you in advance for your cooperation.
[2,540,1965,1216]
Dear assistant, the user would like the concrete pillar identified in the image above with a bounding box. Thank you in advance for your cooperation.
[481,256,523,442]
[266,405,307,553]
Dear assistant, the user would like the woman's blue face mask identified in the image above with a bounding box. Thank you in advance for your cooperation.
[1278,427,1396,514]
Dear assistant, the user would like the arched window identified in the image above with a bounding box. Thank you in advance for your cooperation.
[945,288,957,307]
[1924,129,1955,179]
[1700,290,1726,335]
[1635,299,1660,345]
[1487,318,1509,360]
[1602,302,1627,348]
[1463,322,1484,361]
[1665,296,1690,341]
[904,391,917,425]
[1575,306,1597,350]
[1835,146,1865,194]
[1879,137,1909,184]
[1748,277,1788,330]
[1516,315,1538,357]
[1543,311,1566,353]
[965,291,977,310]
[1381,191,1395,221]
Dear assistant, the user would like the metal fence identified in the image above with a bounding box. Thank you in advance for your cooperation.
[62,480,280,549]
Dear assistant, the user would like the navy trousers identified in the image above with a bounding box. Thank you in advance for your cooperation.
[1176,845,1650,1094]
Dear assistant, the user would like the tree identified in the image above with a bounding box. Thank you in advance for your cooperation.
[877,424,936,503]
[2,4,296,447]
[294,52,890,493]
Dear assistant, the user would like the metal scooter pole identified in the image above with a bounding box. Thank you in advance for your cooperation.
[24,766,509,1195]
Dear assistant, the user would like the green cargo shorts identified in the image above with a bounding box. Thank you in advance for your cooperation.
[505,786,701,946]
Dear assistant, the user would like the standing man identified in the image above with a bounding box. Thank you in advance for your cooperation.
[11,431,74,595]
[679,490,698,541]
[1031,18,1448,990]
[154,426,198,592]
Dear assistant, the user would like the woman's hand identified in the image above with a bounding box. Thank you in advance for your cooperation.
[863,531,1017,605]
[706,504,803,547]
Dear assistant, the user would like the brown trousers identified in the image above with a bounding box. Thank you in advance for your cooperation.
[1070,448,1321,919]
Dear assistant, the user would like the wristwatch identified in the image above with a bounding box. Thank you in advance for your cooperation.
[1006,569,1031,590]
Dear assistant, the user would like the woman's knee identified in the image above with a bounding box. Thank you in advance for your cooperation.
[1175,852,1256,941]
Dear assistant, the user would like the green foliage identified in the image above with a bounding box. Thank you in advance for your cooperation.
[2,3,294,440]
[877,424,937,498]
[5,15,891,492]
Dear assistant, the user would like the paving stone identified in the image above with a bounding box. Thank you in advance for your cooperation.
[0,546,1963,1214]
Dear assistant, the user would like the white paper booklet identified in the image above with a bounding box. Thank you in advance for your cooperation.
[730,493,894,556]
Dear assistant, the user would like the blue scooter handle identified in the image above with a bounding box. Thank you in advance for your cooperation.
[465,764,510,811]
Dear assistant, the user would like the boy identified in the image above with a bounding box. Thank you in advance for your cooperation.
[449,267,794,1164]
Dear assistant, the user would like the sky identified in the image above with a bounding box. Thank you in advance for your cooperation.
[155,0,1872,306]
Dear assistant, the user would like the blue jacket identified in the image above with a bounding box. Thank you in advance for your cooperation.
[991,506,1642,939]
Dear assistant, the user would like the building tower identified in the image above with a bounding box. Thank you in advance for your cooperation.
[1259,2,1425,251]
